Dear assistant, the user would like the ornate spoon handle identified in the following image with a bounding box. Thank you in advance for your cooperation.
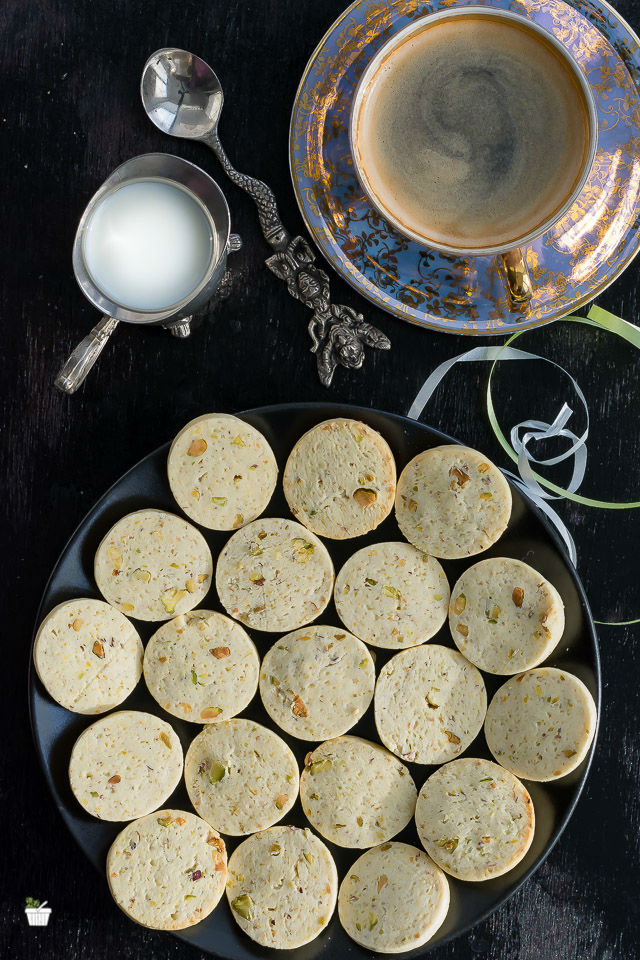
[207,134,287,249]
[204,133,390,386]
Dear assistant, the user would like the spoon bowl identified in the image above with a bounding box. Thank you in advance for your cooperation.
[141,48,223,141]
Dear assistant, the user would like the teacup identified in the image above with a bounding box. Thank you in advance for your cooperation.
[350,7,598,303]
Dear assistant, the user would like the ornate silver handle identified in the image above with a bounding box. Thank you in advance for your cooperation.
[204,133,390,387]
[54,316,119,394]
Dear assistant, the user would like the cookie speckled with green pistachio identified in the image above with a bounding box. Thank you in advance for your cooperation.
[184,719,299,835]
[226,825,338,948]
[107,809,227,929]
[69,710,183,821]
[215,517,334,632]
[94,509,212,621]
[259,625,375,740]
[338,842,449,952]
[395,445,511,559]
[449,557,564,674]
[374,644,487,764]
[33,598,143,714]
[143,610,259,723]
[283,418,396,539]
[300,736,417,848]
[334,542,450,648]
[167,413,278,530]
[415,758,535,881]
[484,667,597,780]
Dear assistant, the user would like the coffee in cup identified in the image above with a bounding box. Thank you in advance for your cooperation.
[350,8,597,299]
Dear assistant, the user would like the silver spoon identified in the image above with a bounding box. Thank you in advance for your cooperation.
[141,47,390,386]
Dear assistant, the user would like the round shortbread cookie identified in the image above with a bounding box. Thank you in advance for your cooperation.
[167,413,278,530]
[69,710,183,821]
[283,418,396,539]
[215,517,334,632]
[374,645,487,764]
[94,509,212,621]
[415,758,535,881]
[334,542,450,649]
[143,610,259,724]
[226,825,338,949]
[184,719,299,835]
[107,809,227,930]
[484,667,597,780]
[300,736,417,848]
[449,558,565,674]
[259,626,375,741]
[33,598,143,714]
[338,842,449,952]
[395,445,512,559]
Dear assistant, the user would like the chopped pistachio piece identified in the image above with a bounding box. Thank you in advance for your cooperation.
[161,589,187,614]
[383,585,402,601]
[309,759,331,775]
[453,593,466,615]
[187,438,207,456]
[200,706,223,720]
[208,762,226,783]
[231,894,253,920]
[353,488,377,507]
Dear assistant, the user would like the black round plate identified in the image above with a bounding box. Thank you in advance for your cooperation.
[29,402,600,958]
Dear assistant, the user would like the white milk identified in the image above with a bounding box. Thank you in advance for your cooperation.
[83,178,214,311]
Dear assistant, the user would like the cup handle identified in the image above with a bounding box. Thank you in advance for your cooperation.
[54,316,119,394]
[500,248,533,304]
[228,233,242,253]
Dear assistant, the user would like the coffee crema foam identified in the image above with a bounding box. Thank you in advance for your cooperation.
[354,15,591,250]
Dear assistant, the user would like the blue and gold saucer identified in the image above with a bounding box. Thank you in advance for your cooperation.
[290,0,640,334]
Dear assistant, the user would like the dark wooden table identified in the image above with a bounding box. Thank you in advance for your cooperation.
[2,0,639,957]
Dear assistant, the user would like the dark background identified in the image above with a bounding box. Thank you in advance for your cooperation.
[1,0,639,958]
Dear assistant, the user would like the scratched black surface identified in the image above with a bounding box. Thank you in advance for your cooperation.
[1,0,639,958]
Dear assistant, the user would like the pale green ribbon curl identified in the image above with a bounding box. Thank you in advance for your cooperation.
[407,305,640,627]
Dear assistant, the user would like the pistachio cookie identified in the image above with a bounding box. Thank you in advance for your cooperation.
[449,557,565,674]
[184,719,299,835]
[259,626,375,740]
[94,509,212,621]
[415,758,535,881]
[374,645,487,764]
[216,517,334,632]
[484,667,597,780]
[167,413,277,530]
[33,598,143,714]
[395,445,511,559]
[283,418,396,539]
[107,809,227,930]
[144,610,259,723]
[334,542,449,648]
[338,842,449,952]
[226,825,338,948]
[69,710,183,821]
[300,736,417,848]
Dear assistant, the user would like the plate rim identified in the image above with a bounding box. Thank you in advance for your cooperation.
[29,401,602,955]
[288,0,640,335]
